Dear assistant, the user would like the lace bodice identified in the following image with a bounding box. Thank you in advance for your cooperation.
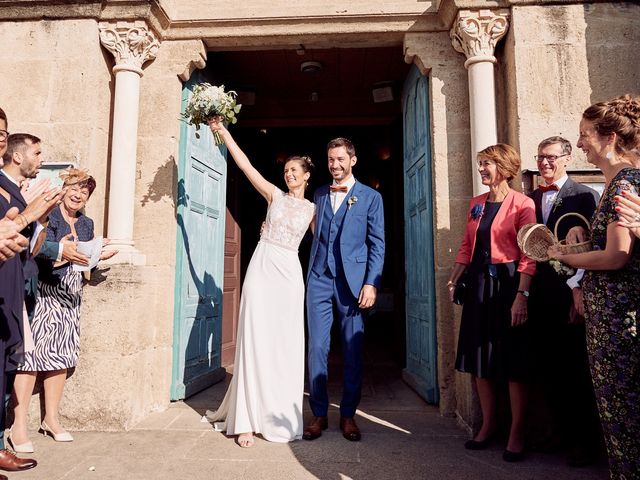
[261,187,315,251]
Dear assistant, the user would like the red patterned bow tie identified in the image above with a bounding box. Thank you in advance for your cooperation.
[538,184,559,192]
[330,185,348,193]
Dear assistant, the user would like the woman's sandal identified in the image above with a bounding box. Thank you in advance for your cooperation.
[237,433,255,448]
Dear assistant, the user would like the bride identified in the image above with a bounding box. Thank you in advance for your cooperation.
[205,118,315,447]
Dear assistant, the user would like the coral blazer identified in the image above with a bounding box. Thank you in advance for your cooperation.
[455,189,536,276]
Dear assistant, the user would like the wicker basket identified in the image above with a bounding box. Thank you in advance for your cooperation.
[554,212,592,254]
[517,212,592,261]
[517,223,555,261]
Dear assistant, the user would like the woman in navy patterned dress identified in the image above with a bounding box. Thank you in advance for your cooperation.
[549,95,640,479]
[10,169,115,452]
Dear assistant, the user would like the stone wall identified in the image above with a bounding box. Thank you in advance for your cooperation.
[2,0,638,433]
[508,2,640,172]
[162,0,435,20]
[0,18,111,230]
[0,17,206,429]
[61,38,207,429]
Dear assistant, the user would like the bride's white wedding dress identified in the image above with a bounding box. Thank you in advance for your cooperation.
[207,187,315,442]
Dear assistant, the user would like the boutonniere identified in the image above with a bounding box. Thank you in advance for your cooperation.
[552,196,563,210]
[347,196,358,210]
[470,204,484,220]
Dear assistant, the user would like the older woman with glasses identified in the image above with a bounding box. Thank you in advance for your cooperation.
[9,168,116,453]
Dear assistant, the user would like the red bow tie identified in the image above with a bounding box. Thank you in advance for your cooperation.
[330,185,348,193]
[539,184,559,192]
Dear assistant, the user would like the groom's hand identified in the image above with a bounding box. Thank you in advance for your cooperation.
[358,284,377,309]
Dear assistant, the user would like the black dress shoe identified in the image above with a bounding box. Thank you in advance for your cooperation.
[503,449,525,462]
[464,434,494,450]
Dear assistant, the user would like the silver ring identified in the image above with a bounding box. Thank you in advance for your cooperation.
[43,197,49,201]
[634,214,640,222]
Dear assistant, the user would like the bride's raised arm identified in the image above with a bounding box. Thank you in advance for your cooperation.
[208,118,275,203]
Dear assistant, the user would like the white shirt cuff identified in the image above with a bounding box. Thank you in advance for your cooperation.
[566,269,585,289]
[30,221,45,254]
[56,242,64,262]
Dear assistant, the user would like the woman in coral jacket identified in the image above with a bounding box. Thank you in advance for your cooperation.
[447,144,536,463]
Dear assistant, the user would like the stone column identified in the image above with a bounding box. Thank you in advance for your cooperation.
[99,21,160,264]
[451,9,509,195]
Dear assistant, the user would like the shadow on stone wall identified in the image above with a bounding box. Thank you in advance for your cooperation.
[141,155,178,208]
[174,177,225,399]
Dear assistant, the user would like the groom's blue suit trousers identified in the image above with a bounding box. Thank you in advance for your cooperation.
[306,267,364,418]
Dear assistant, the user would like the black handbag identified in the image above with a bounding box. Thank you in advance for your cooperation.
[452,272,468,305]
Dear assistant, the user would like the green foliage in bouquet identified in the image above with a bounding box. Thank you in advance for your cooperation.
[182,83,242,144]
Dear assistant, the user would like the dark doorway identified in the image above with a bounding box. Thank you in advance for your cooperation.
[205,46,410,375]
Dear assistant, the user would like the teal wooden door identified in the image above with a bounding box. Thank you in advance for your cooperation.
[171,78,227,400]
[402,65,438,404]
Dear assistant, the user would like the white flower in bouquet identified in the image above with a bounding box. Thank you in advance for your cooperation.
[182,83,242,145]
[549,258,575,276]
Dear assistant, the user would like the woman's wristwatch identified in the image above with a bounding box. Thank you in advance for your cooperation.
[517,289,529,298]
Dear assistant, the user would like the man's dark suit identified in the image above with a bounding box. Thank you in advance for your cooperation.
[0,171,33,451]
[528,177,601,457]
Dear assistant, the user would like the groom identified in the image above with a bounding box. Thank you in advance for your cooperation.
[304,137,385,442]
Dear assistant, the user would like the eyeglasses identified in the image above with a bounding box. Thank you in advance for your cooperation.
[534,154,569,163]
[0,130,9,141]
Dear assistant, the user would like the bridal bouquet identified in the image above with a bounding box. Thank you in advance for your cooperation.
[182,83,242,144]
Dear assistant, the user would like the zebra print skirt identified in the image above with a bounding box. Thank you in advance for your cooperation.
[20,268,83,372]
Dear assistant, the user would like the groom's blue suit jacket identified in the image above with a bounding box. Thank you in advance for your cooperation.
[307,181,385,298]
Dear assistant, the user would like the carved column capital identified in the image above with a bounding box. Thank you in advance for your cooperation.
[99,21,160,75]
[450,9,509,65]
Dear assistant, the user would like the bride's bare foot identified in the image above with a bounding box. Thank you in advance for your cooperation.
[237,432,255,448]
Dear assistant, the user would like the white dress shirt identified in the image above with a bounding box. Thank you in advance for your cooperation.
[541,174,568,225]
[540,174,584,289]
[330,175,356,214]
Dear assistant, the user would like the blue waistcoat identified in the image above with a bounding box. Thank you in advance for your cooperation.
[312,194,350,277]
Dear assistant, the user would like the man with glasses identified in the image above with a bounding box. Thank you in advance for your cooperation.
[528,136,601,466]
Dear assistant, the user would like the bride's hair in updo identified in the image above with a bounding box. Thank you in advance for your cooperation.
[281,155,315,179]
[582,94,640,155]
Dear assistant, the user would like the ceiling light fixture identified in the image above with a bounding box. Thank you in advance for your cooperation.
[300,61,322,74]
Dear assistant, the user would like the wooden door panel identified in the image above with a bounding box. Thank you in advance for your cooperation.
[222,169,241,367]
[171,78,227,400]
[402,65,438,404]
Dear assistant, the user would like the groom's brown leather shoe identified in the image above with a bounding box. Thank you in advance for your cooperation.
[0,449,37,471]
[303,416,328,440]
[340,416,361,441]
